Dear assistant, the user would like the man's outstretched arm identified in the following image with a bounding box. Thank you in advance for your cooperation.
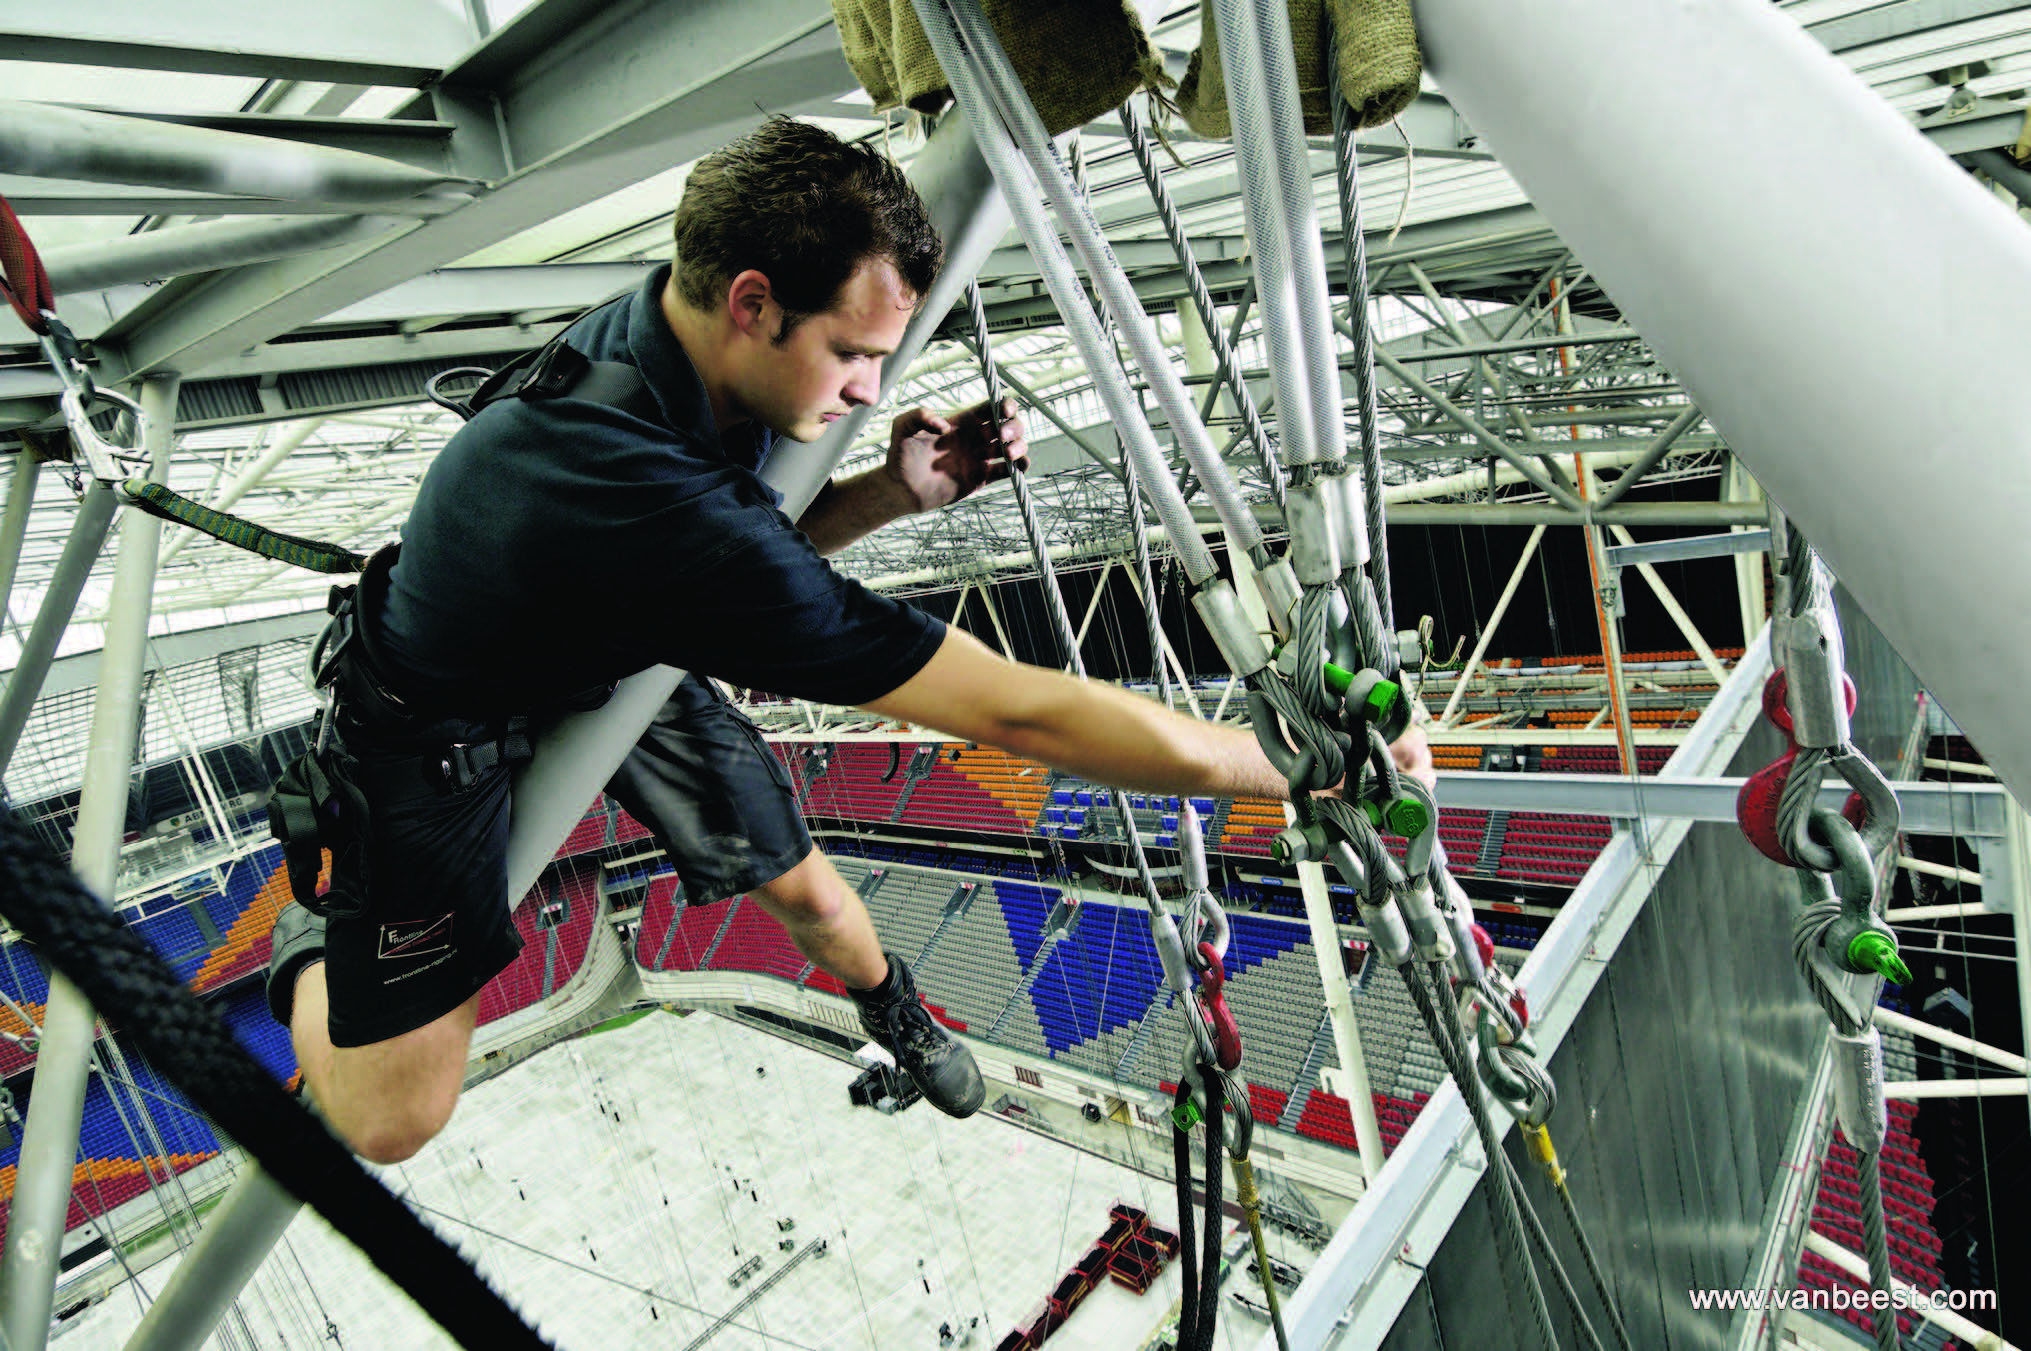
[862,627,1299,802]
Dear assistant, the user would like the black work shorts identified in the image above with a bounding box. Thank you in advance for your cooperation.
[321,687,525,1049]
[322,673,810,1046]
[602,674,814,907]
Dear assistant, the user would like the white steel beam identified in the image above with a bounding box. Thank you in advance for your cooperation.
[106,0,852,384]
[1874,1006,2027,1074]
[1416,0,2031,808]
[0,2,475,84]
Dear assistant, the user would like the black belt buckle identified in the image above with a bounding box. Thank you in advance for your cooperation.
[437,739,499,793]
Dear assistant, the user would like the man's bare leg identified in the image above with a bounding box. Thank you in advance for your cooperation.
[290,962,478,1164]
[747,848,888,988]
[750,848,983,1117]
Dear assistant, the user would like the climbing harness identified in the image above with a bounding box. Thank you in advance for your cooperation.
[1736,515,1908,1351]
[265,548,538,915]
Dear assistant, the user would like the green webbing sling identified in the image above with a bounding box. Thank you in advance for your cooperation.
[124,480,367,574]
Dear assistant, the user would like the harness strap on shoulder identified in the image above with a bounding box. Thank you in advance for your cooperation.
[461,332,662,426]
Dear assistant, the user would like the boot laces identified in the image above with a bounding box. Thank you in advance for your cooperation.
[881,999,946,1061]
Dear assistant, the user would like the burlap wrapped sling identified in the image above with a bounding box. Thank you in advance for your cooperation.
[1176,0,1422,137]
[831,0,1164,137]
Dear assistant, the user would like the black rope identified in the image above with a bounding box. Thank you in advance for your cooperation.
[0,812,554,1351]
[1171,1072,1226,1351]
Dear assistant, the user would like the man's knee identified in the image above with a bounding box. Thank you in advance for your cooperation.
[751,850,848,925]
[348,1102,453,1165]
[317,999,476,1164]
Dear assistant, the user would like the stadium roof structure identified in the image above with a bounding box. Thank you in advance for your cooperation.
[0,0,2024,661]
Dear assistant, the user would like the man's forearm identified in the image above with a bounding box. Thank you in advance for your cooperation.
[995,673,1292,803]
[797,468,916,556]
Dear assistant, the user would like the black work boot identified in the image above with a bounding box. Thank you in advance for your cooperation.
[851,954,984,1119]
[267,903,328,1028]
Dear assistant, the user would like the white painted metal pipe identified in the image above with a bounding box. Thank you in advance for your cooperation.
[1882,1078,2026,1099]
[43,217,400,294]
[1439,524,1546,728]
[1874,1006,2026,1075]
[0,452,40,623]
[0,97,466,209]
[1415,0,2031,807]
[1895,856,1985,888]
[1802,1232,2012,1351]
[125,1167,302,1351]
[157,417,326,569]
[1886,902,1991,923]
[0,375,176,1351]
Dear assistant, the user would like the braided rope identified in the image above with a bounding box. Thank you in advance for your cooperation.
[0,813,553,1350]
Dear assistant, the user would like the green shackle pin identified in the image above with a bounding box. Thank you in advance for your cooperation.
[1846,929,1912,986]
[1361,795,1432,840]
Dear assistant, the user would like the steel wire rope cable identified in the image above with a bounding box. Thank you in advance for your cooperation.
[402,1195,831,1350]
[569,1042,686,1326]
[759,988,888,1349]
[916,17,1289,1340]
[66,1057,314,1344]
[650,998,763,1331]
[0,814,556,1350]
[1326,15,1395,642]
[1921,762,2004,1310]
[1756,521,1904,1351]
[1119,100,1286,515]
[594,1054,697,1335]
[912,0,1233,589]
[701,1010,802,1350]
[1424,963,1616,1351]
[1398,953,1560,1349]
[963,278,1150,1287]
[1070,127,1176,714]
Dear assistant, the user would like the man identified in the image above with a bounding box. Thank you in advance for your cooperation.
[267,117,1427,1166]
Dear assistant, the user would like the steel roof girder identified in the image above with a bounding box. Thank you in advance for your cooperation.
[102,1,853,382]
[0,0,476,85]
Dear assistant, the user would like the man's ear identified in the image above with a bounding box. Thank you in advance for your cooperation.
[725,269,776,341]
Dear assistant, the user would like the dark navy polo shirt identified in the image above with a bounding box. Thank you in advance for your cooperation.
[374,264,945,713]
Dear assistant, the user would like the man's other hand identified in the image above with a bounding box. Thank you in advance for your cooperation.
[884,398,1029,513]
[1391,723,1438,794]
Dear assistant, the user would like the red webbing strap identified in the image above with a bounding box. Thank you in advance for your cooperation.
[0,192,55,335]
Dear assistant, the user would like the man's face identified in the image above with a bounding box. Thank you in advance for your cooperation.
[740,259,916,442]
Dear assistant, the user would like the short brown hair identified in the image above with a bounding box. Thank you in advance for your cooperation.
[673,117,943,335]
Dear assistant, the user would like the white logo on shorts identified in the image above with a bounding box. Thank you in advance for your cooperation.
[379,913,455,961]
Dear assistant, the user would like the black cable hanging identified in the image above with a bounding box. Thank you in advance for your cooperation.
[0,812,555,1351]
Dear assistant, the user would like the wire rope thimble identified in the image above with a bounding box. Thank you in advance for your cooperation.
[1475,1010,1555,1128]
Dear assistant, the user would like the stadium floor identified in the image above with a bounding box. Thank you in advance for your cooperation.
[57,1010,1310,1350]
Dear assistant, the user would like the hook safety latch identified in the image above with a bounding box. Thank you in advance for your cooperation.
[38,322,149,489]
[1194,943,1242,1071]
